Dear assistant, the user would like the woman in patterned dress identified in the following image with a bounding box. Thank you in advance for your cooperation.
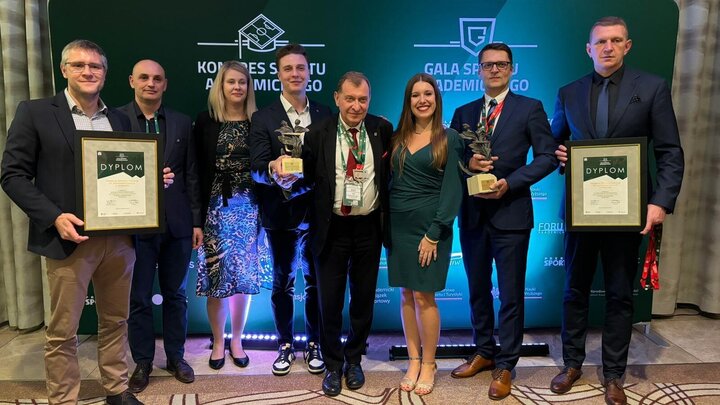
[194,61,271,369]
[387,73,464,395]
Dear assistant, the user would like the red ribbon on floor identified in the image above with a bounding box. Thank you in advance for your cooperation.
[641,225,662,290]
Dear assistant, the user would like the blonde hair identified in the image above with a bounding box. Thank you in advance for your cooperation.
[208,61,257,122]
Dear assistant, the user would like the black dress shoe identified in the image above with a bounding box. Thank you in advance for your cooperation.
[106,390,143,405]
[322,370,342,396]
[344,363,365,390]
[209,350,225,370]
[128,362,152,393]
[230,348,250,368]
[167,358,195,383]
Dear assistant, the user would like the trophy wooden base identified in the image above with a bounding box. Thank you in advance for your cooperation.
[467,173,497,195]
[281,157,303,174]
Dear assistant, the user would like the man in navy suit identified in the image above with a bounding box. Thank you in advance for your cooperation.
[249,44,332,376]
[0,40,162,405]
[550,17,684,405]
[120,60,202,392]
[449,43,557,400]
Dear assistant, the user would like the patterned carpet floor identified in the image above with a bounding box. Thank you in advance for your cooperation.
[2,363,720,404]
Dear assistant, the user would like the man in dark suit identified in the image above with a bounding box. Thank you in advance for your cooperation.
[120,60,202,392]
[449,43,557,400]
[301,71,392,397]
[549,17,684,405]
[0,40,159,405]
[249,44,331,376]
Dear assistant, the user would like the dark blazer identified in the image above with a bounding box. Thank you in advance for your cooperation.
[1,92,131,259]
[119,102,202,238]
[450,91,558,231]
[193,111,227,226]
[248,99,332,230]
[552,68,684,213]
[302,113,393,256]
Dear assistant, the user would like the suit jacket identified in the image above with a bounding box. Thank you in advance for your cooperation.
[194,110,231,226]
[248,98,332,230]
[119,102,202,238]
[1,92,131,259]
[450,91,558,231]
[302,113,393,256]
[552,67,684,213]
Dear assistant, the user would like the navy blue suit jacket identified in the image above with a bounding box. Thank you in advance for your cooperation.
[552,67,684,213]
[1,92,131,259]
[248,98,332,230]
[450,91,558,231]
[119,102,202,238]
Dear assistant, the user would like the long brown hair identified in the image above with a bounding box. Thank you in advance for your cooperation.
[392,73,446,174]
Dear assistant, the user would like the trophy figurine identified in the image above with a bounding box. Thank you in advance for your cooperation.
[275,119,307,174]
[458,121,497,195]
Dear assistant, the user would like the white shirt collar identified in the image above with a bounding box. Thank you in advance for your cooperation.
[64,88,107,115]
[484,87,510,105]
[338,115,362,132]
[280,93,309,114]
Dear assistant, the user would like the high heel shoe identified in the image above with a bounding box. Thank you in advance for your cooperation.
[230,347,250,368]
[414,361,437,396]
[399,356,421,392]
[209,349,225,370]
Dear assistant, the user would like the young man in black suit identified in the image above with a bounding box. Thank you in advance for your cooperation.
[249,44,332,376]
[121,59,203,392]
[301,71,393,397]
[550,17,684,405]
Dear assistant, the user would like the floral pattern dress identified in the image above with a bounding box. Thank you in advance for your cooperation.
[196,120,271,298]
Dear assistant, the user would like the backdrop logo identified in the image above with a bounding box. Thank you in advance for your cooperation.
[460,18,496,56]
[537,222,565,234]
[544,256,565,268]
[414,17,537,56]
[197,13,325,58]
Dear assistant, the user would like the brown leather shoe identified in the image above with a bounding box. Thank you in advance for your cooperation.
[450,354,495,378]
[488,368,512,400]
[550,367,582,394]
[604,378,627,405]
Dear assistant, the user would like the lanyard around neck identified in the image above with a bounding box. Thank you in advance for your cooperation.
[337,122,368,169]
[145,111,159,134]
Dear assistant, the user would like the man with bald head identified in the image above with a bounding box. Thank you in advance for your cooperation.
[121,59,203,392]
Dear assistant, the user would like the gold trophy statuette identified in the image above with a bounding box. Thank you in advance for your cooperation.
[275,119,307,174]
[458,122,497,195]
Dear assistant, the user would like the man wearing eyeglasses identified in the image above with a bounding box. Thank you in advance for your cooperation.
[119,60,203,392]
[449,42,557,400]
[0,40,175,405]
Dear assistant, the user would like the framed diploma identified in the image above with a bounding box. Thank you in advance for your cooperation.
[75,130,165,235]
[565,137,647,232]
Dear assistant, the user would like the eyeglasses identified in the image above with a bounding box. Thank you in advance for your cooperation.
[64,62,105,75]
[480,61,511,71]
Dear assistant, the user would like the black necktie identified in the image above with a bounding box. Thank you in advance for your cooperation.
[596,78,610,138]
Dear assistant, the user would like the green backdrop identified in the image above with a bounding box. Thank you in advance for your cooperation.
[46,0,679,334]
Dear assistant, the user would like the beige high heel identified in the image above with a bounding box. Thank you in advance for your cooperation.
[414,361,437,396]
[399,357,422,392]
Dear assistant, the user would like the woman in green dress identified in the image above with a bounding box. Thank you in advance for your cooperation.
[388,73,463,395]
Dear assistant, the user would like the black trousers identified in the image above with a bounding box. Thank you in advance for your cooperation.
[128,231,192,363]
[266,228,320,345]
[561,231,642,380]
[460,222,530,371]
[316,211,382,372]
